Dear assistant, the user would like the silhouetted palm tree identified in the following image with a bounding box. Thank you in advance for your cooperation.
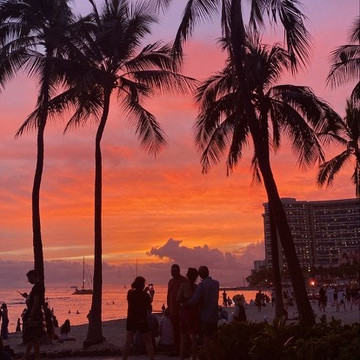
[0,0,75,283]
[194,32,340,325]
[160,0,318,324]
[51,0,195,345]
[327,16,360,102]
[318,99,360,197]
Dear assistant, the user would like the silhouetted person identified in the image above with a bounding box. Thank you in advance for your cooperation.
[222,291,228,307]
[177,267,199,360]
[232,295,247,322]
[167,264,186,356]
[22,269,45,360]
[0,304,9,340]
[16,318,21,332]
[122,276,154,360]
[186,266,219,360]
[59,319,75,341]
[43,302,56,340]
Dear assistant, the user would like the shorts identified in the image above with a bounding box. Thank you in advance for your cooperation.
[201,322,217,338]
[126,317,150,334]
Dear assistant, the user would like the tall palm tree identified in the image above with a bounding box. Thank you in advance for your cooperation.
[327,16,360,102]
[318,99,360,197]
[159,0,318,324]
[51,0,195,345]
[194,32,340,325]
[0,0,75,283]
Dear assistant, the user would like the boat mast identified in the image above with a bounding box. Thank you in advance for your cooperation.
[82,257,85,290]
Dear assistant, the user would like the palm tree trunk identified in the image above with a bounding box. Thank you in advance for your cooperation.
[257,153,315,326]
[269,206,285,321]
[84,89,111,347]
[228,0,314,326]
[32,60,52,284]
[32,118,45,283]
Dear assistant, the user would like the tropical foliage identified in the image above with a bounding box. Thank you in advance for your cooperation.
[46,0,195,345]
[327,16,360,102]
[159,0,326,325]
[218,318,360,360]
[0,0,76,283]
[193,26,342,324]
[318,99,360,197]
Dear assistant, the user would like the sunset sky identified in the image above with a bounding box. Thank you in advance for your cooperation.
[0,0,358,287]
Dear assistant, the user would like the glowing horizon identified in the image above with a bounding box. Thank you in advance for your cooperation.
[0,0,358,275]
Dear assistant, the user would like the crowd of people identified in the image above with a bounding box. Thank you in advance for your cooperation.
[0,265,252,360]
[123,264,224,360]
[317,285,359,312]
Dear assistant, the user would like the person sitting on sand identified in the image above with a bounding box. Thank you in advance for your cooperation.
[58,319,75,342]
[43,302,57,341]
[232,294,247,322]
[158,308,174,348]
[122,276,154,360]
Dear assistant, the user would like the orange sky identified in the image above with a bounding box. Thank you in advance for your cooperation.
[0,1,358,285]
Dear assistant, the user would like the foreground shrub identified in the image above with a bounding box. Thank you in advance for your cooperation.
[217,319,360,360]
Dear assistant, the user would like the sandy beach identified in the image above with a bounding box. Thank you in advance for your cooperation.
[3,302,359,359]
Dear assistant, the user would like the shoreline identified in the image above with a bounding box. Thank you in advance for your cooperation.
[3,302,360,358]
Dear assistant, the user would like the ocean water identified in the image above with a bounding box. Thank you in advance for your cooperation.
[0,285,264,333]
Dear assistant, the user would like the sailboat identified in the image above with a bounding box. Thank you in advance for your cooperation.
[72,257,93,295]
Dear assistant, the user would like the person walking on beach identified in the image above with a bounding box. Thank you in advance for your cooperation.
[177,267,199,360]
[186,266,219,360]
[0,303,9,340]
[318,286,327,312]
[167,264,186,357]
[122,276,154,360]
[22,269,45,360]
[222,291,228,307]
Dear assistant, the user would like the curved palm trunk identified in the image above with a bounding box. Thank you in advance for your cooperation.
[257,150,315,326]
[33,119,45,283]
[32,61,52,284]
[227,0,314,327]
[269,206,285,321]
[84,89,111,347]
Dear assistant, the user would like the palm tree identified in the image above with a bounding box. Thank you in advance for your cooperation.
[51,0,195,345]
[194,32,340,325]
[159,0,318,324]
[0,0,75,283]
[327,16,360,102]
[318,99,360,197]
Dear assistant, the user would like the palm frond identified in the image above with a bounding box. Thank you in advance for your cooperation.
[130,69,196,96]
[267,0,311,71]
[123,93,167,156]
[352,162,360,198]
[327,44,360,88]
[349,16,360,44]
[172,0,219,61]
[250,151,262,185]
[317,150,351,187]
[196,116,234,174]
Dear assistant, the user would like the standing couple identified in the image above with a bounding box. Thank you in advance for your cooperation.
[167,264,219,360]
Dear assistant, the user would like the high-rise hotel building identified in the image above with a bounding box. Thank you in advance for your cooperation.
[263,198,360,269]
